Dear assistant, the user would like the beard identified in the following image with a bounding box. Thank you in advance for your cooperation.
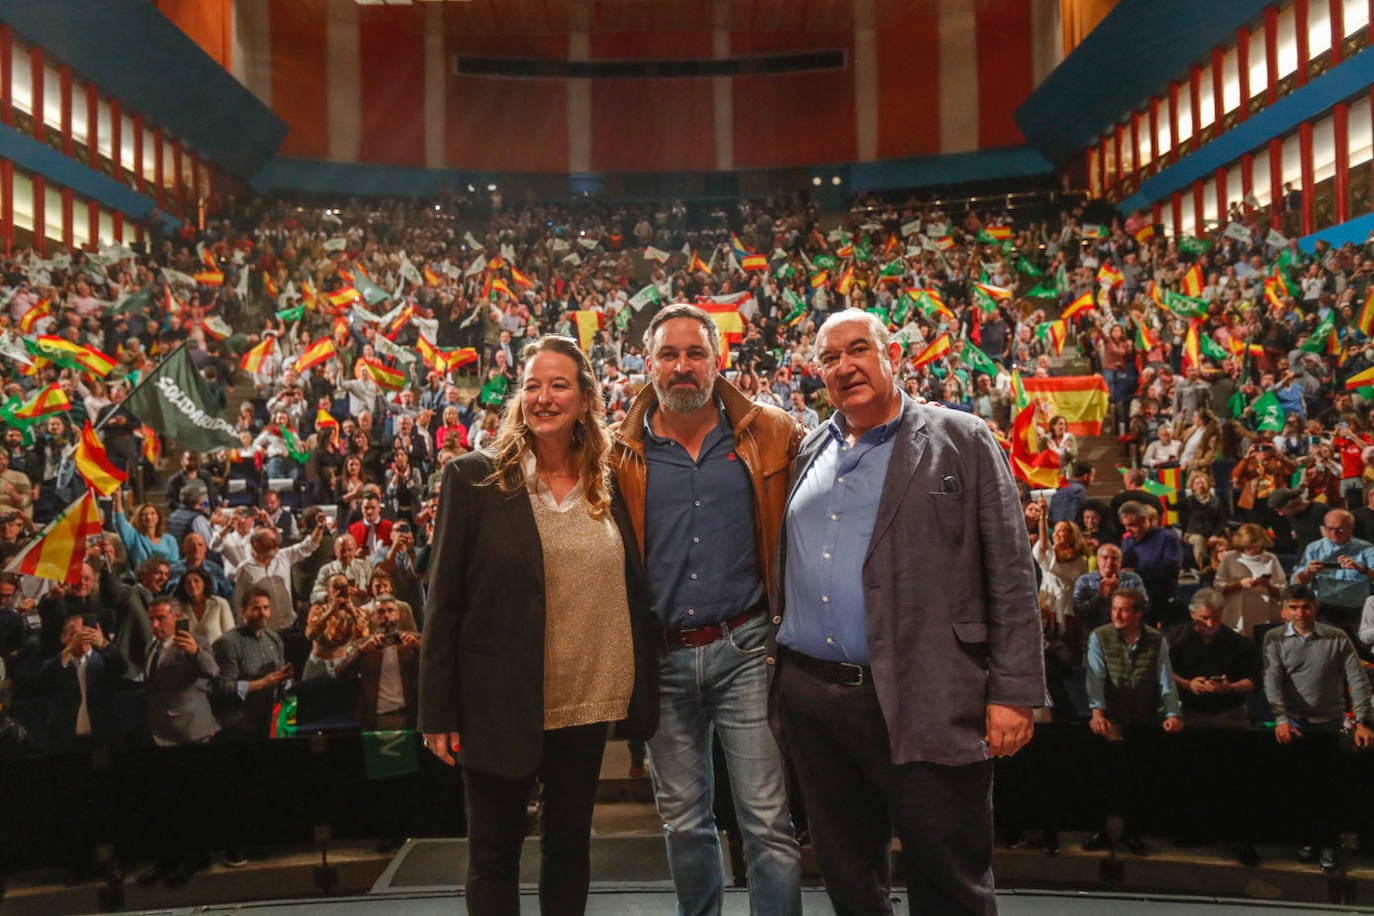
[654,374,714,413]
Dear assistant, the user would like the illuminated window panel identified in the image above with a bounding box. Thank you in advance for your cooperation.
[120,114,136,173]
[10,43,31,115]
[41,62,60,133]
[1275,5,1299,80]
[1350,98,1373,169]
[1179,192,1197,236]
[1155,97,1172,157]
[1345,0,1369,37]
[1282,131,1302,186]
[1176,90,1193,144]
[11,171,33,233]
[142,131,157,181]
[1252,147,1274,208]
[43,182,61,242]
[1228,165,1244,210]
[99,209,115,248]
[1248,23,1268,99]
[1311,114,1336,184]
[70,79,87,146]
[96,99,112,159]
[1221,46,1241,115]
[1308,1,1332,60]
[1197,63,1216,128]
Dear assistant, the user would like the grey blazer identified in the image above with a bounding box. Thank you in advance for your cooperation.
[145,636,220,745]
[769,397,1049,766]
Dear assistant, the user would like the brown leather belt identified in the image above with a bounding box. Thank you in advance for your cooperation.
[778,645,871,687]
[667,606,763,649]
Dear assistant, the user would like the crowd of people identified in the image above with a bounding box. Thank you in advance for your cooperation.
[2,183,1374,893]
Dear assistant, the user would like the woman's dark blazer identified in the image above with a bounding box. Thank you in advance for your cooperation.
[418,451,659,778]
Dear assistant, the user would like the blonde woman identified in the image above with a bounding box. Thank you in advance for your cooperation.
[419,336,658,915]
[1214,523,1286,635]
[1033,494,1091,628]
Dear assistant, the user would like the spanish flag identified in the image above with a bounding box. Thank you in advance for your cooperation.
[139,425,161,465]
[741,253,768,272]
[11,384,69,422]
[18,298,50,334]
[810,270,829,290]
[264,273,280,299]
[1228,338,1265,359]
[239,336,275,373]
[972,281,1013,302]
[910,333,951,369]
[835,264,855,297]
[981,225,1013,242]
[1009,404,1061,490]
[1060,291,1094,322]
[490,277,515,299]
[1346,365,1374,389]
[1357,288,1374,337]
[200,244,219,271]
[1181,322,1202,376]
[315,409,339,437]
[1020,375,1111,435]
[510,266,535,289]
[194,269,225,287]
[28,336,116,377]
[1133,224,1156,244]
[73,420,127,496]
[294,338,336,374]
[882,234,900,258]
[327,286,361,309]
[362,357,406,392]
[1096,263,1123,288]
[697,301,746,344]
[416,335,449,374]
[446,347,479,371]
[1263,278,1286,311]
[1180,262,1204,298]
[423,265,441,288]
[3,491,103,584]
[572,310,603,352]
[690,251,712,274]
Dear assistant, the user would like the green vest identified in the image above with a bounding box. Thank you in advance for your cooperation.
[1093,623,1164,727]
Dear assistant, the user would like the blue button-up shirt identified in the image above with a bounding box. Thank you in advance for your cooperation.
[1293,536,1374,610]
[643,403,763,631]
[778,394,905,664]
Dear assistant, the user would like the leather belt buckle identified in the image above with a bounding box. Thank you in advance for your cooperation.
[675,627,703,647]
[836,662,865,687]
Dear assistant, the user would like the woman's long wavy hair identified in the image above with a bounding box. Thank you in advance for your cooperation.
[484,336,612,518]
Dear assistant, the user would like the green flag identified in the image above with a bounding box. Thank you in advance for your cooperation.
[478,374,508,409]
[973,285,998,314]
[362,731,418,780]
[1226,388,1247,418]
[1016,258,1043,277]
[1299,313,1336,354]
[1250,390,1285,432]
[960,340,999,378]
[854,240,872,263]
[891,294,914,326]
[282,427,309,464]
[878,261,904,280]
[276,305,305,323]
[106,286,153,316]
[813,254,838,271]
[1140,478,1175,497]
[866,306,890,326]
[1197,332,1229,363]
[628,284,660,312]
[1025,280,1059,299]
[781,290,807,326]
[773,262,796,280]
[352,269,391,306]
[1177,236,1213,256]
[121,345,240,452]
[1161,290,1209,319]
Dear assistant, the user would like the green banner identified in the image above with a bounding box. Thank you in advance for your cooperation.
[122,345,240,452]
[363,730,419,780]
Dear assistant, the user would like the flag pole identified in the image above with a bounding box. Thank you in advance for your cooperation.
[89,342,183,435]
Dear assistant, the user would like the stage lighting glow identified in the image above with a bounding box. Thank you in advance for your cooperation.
[831,176,841,186]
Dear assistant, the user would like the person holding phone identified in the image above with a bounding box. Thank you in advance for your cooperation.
[1290,508,1374,639]
[1215,523,1287,637]
[337,594,419,731]
[419,336,659,916]
[144,597,219,746]
[39,613,128,753]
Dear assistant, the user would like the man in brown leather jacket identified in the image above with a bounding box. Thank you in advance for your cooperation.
[611,303,805,916]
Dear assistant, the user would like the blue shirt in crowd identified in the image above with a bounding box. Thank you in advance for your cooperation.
[1293,536,1374,610]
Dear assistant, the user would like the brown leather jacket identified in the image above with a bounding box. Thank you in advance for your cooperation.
[610,376,806,609]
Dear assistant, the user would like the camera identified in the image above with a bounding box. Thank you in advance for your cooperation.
[380,632,402,647]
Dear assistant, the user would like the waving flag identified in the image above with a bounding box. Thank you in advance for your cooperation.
[9,384,69,422]
[697,301,745,345]
[510,266,535,289]
[74,420,127,496]
[25,336,115,377]
[294,338,336,374]
[362,358,405,392]
[1020,375,1110,435]
[4,491,103,584]
[1009,405,1061,489]
[910,333,951,369]
[239,336,276,373]
[1060,291,1094,322]
[416,335,449,374]
[18,298,50,334]
[194,268,225,287]
[690,251,712,274]
[1096,264,1123,288]
[835,264,855,297]
[1180,262,1205,298]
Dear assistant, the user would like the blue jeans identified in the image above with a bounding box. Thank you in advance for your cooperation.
[647,613,801,916]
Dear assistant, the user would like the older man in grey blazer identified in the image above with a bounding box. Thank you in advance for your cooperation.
[769,310,1047,915]
[145,597,219,746]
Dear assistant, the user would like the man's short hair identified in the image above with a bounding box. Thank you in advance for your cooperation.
[1188,587,1224,615]
[148,596,183,618]
[816,309,891,350]
[1112,587,1148,615]
[1071,460,1094,479]
[241,585,274,611]
[1287,584,1318,605]
[643,303,720,357]
[136,557,170,579]
[1117,500,1149,521]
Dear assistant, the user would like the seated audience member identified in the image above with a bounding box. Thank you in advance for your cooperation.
[1119,501,1185,626]
[1141,424,1182,469]
[144,597,219,746]
[302,574,369,680]
[336,594,420,731]
[169,532,233,600]
[349,493,393,558]
[1167,589,1260,729]
[1048,461,1094,526]
[1079,500,1120,549]
[1178,471,1226,571]
[1289,508,1374,637]
[1214,524,1286,637]
[173,568,237,646]
[1263,586,1374,871]
[211,587,294,741]
[1266,488,1326,557]
[309,533,373,605]
[1073,544,1146,644]
[1083,588,1184,855]
[39,613,129,753]
[1109,467,1164,518]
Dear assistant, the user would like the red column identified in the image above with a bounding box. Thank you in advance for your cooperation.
[1114,125,1124,185]
[1,161,11,254]
[153,126,165,209]
[1149,98,1160,167]
[132,114,144,194]
[0,25,11,127]
[33,174,45,255]
[1269,137,1284,230]
[1212,47,1226,134]
[1334,101,1350,223]
[1295,0,1310,88]
[1192,180,1206,234]
[1299,121,1315,235]
[1237,26,1251,123]
[1171,191,1183,236]
[1098,136,1108,198]
[1189,65,1202,139]
[1168,81,1181,162]
[1331,0,1345,66]
[191,152,201,214]
[1152,201,1163,226]
[1129,113,1140,177]
[31,46,43,143]
[1216,167,1228,218]
[1241,152,1255,214]
[59,65,71,156]
[1265,7,1280,104]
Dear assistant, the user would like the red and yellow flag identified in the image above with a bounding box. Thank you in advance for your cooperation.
[910,333,951,368]
[362,357,405,392]
[326,286,361,309]
[294,338,336,374]
[810,270,829,289]
[741,253,767,272]
[1096,263,1123,287]
[697,302,745,345]
[416,335,449,374]
[446,347,479,371]
[1009,404,1061,490]
[982,225,1013,241]
[1060,291,1094,321]
[510,266,534,288]
[18,298,50,334]
[423,265,441,288]
[490,277,515,299]
[264,273,280,299]
[11,384,69,422]
[74,420,127,496]
[194,269,225,287]
[1020,375,1111,435]
[1133,224,1155,244]
[1180,262,1204,298]
[691,251,711,274]
[4,491,103,584]
[139,425,161,465]
[835,264,855,297]
[1358,289,1374,337]
[239,336,276,373]
[33,336,116,377]
[315,409,339,435]
[1181,322,1202,376]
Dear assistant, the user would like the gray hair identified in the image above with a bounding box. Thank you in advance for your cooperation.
[1188,587,1224,615]
[816,308,892,351]
[644,303,720,358]
[1117,500,1154,522]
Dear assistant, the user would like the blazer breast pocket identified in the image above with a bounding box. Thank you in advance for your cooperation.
[926,490,967,544]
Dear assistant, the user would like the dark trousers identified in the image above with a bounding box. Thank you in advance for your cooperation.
[777,656,995,916]
[461,722,607,916]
